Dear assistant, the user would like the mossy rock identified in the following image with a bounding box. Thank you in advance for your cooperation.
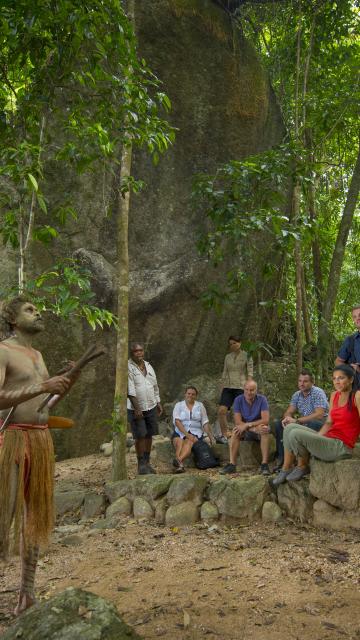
[2,587,141,640]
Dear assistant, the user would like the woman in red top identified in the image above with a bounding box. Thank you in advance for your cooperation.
[272,364,360,485]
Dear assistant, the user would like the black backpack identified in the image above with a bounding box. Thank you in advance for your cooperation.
[192,439,219,469]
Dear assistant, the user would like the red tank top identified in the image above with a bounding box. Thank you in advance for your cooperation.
[327,391,360,448]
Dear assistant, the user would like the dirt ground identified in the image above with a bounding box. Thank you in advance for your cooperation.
[2,453,360,640]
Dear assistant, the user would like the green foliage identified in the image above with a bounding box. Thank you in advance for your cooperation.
[0,259,117,330]
[102,394,127,436]
[194,0,360,352]
[0,0,174,329]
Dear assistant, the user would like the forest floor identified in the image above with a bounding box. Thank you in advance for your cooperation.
[1,453,360,640]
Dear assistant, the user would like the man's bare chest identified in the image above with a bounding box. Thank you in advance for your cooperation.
[3,346,47,386]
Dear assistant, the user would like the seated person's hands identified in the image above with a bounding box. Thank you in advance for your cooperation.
[282,416,295,427]
[233,424,246,437]
[252,424,270,435]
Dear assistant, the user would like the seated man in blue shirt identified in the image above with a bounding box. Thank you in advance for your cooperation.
[275,369,328,470]
[220,379,271,476]
[335,304,360,390]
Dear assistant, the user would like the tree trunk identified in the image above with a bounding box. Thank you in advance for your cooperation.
[112,0,135,481]
[308,177,323,320]
[317,137,360,374]
[112,143,132,481]
[293,182,303,373]
[301,265,313,344]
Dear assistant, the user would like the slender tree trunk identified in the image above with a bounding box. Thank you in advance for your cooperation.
[301,265,313,344]
[308,177,323,320]
[293,20,303,373]
[112,142,132,481]
[317,136,360,373]
[293,182,303,373]
[18,116,46,292]
[112,0,135,481]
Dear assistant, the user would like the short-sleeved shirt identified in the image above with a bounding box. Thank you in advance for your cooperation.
[338,332,360,364]
[233,394,269,422]
[173,400,209,439]
[127,359,160,411]
[290,386,328,417]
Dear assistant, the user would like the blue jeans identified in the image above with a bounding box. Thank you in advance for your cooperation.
[275,418,324,463]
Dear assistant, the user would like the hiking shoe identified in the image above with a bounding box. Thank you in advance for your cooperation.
[146,463,156,474]
[270,468,293,487]
[220,463,236,475]
[138,463,152,475]
[215,435,228,445]
[173,458,180,468]
[286,466,310,482]
[260,463,271,476]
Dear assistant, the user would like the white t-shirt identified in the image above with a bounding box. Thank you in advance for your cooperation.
[173,400,209,439]
[127,359,160,411]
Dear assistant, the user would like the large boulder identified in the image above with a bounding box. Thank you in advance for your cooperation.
[1,587,140,640]
[276,479,315,523]
[2,0,284,462]
[309,459,360,511]
[209,476,269,522]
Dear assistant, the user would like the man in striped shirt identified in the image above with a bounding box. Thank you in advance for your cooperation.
[275,369,328,470]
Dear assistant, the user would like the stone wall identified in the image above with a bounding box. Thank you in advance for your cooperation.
[54,447,360,532]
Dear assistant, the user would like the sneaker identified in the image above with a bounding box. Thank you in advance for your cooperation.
[286,466,310,482]
[260,463,271,476]
[173,458,180,468]
[220,463,236,475]
[174,465,185,474]
[215,435,228,445]
[269,468,293,487]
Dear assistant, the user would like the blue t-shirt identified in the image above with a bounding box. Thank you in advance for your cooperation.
[338,332,360,364]
[290,386,328,417]
[233,394,269,421]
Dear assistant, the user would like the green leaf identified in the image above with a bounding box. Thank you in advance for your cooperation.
[27,173,38,192]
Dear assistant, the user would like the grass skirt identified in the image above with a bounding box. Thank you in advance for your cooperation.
[0,428,54,558]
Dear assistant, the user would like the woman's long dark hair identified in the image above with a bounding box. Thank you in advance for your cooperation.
[333,364,356,409]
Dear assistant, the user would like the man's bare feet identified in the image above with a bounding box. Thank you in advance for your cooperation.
[14,591,36,616]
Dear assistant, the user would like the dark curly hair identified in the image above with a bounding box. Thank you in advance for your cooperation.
[0,295,33,336]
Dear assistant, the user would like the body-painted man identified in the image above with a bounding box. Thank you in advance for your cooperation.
[0,296,73,614]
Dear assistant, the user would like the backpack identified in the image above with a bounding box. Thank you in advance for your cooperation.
[192,439,219,469]
[347,334,360,391]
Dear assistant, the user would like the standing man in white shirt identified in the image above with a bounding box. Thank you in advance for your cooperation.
[127,343,163,475]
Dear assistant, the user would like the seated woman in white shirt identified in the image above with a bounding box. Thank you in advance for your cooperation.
[172,385,215,473]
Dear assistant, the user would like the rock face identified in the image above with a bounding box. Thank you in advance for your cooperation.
[2,587,140,640]
[276,479,315,523]
[310,459,360,511]
[0,0,283,461]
